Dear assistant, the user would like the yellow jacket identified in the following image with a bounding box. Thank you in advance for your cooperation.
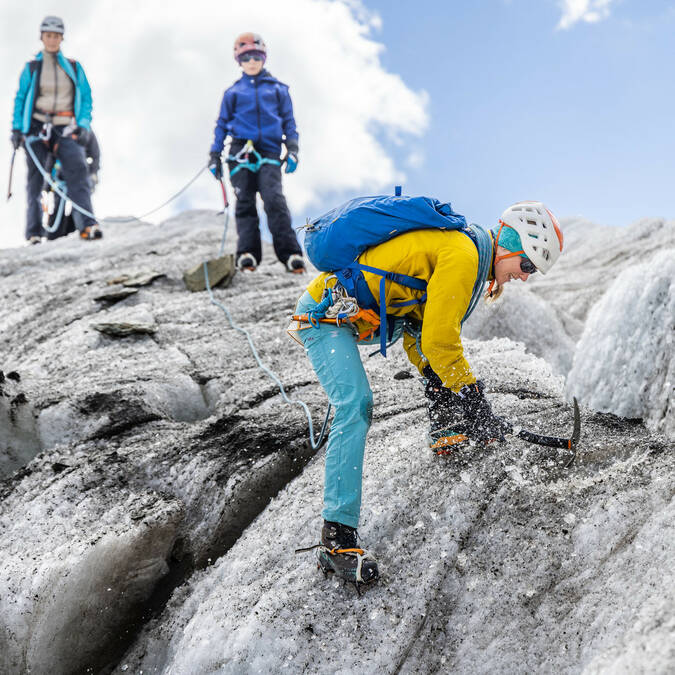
[306,228,495,392]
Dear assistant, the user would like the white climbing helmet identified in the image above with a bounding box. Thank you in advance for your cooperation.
[499,201,564,274]
[40,16,65,35]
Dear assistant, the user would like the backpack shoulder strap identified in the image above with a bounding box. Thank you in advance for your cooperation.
[351,262,428,357]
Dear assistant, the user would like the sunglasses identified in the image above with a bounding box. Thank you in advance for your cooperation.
[520,257,537,274]
[239,53,264,63]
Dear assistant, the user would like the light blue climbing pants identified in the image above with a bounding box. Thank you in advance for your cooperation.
[295,291,373,529]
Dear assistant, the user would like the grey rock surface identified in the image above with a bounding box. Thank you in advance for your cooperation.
[0,211,672,674]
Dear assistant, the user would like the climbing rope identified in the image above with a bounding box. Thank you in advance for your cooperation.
[25,133,330,449]
[203,178,331,451]
[41,177,67,234]
[24,136,208,224]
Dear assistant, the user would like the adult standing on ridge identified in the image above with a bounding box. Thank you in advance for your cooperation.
[11,16,102,244]
[208,32,306,274]
[289,199,565,588]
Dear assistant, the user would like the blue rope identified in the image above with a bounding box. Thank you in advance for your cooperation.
[24,136,207,223]
[202,183,331,451]
[42,178,67,234]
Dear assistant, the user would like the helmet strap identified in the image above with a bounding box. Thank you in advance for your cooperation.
[493,220,524,264]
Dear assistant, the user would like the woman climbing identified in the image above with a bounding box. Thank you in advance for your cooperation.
[290,198,564,588]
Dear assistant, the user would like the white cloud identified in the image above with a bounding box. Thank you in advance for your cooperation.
[0,0,428,248]
[557,0,616,30]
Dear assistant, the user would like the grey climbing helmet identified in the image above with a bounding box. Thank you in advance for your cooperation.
[40,16,65,35]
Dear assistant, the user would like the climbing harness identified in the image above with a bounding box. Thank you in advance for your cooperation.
[24,135,208,224]
[228,139,281,177]
[288,279,381,344]
[201,177,332,452]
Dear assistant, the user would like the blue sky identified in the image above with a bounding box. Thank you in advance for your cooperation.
[2,1,673,248]
[359,0,675,227]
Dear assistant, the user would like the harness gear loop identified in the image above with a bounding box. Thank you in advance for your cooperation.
[289,279,382,342]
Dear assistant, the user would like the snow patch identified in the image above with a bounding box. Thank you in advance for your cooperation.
[566,249,674,437]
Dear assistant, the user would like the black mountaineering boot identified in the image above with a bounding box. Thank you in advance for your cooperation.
[317,520,379,588]
[424,365,470,454]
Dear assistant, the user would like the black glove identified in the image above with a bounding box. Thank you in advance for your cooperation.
[208,151,223,180]
[73,127,90,146]
[457,380,507,442]
[423,366,467,437]
[10,129,23,150]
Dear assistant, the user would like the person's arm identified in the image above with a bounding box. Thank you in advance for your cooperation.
[74,62,93,129]
[414,245,478,392]
[12,63,32,132]
[278,86,298,154]
[210,89,234,154]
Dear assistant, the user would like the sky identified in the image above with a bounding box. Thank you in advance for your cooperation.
[1,0,674,249]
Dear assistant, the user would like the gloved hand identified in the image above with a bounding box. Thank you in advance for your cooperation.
[89,172,99,192]
[423,366,467,440]
[457,380,507,442]
[10,129,23,150]
[208,151,223,179]
[284,152,298,174]
[73,126,90,146]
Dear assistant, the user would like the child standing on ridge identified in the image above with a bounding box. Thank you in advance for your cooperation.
[208,32,305,274]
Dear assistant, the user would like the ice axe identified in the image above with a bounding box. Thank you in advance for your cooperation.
[503,397,581,467]
[7,148,16,201]
[433,398,581,467]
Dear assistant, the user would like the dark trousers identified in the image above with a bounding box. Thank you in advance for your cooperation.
[228,161,302,264]
[25,121,96,239]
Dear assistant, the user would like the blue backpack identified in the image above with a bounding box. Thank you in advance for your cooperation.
[303,194,492,356]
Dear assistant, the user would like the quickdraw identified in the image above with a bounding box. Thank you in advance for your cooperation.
[228,139,281,177]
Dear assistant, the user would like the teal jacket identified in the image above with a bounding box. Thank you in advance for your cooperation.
[12,51,93,133]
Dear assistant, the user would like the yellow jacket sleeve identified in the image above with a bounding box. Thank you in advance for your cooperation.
[403,243,478,392]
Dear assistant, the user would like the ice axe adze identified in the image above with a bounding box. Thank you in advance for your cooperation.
[7,148,16,201]
[503,397,581,467]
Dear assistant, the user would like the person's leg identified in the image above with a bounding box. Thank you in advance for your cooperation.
[228,165,262,263]
[24,139,49,240]
[55,132,96,232]
[295,292,373,528]
[258,163,302,265]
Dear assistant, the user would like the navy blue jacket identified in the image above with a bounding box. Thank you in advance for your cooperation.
[210,69,298,156]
